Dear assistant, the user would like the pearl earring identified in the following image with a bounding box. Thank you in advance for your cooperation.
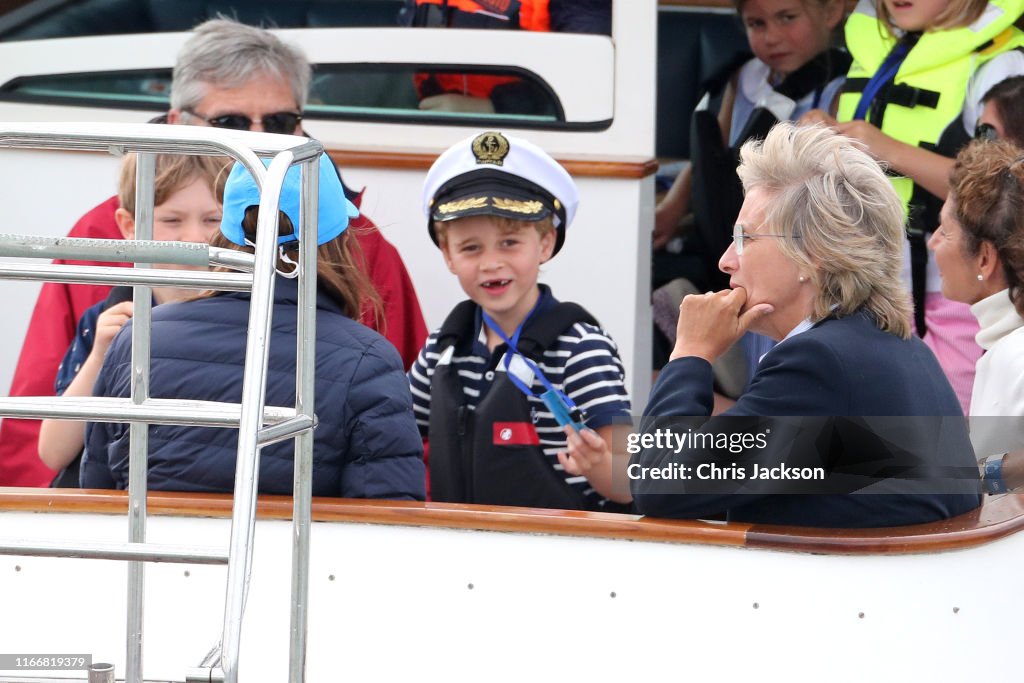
[798,275,807,282]
[977,274,984,281]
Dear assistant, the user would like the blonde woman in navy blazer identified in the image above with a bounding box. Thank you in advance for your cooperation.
[632,123,981,528]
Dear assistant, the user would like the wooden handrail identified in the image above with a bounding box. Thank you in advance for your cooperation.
[0,487,1021,555]
[326,150,658,179]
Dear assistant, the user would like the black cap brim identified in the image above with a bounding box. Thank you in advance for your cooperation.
[427,169,566,253]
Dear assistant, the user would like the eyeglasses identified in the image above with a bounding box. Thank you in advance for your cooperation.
[974,122,999,142]
[732,224,796,255]
[183,109,303,135]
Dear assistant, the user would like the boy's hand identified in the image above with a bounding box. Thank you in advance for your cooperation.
[558,424,633,504]
[557,425,609,477]
[90,301,134,360]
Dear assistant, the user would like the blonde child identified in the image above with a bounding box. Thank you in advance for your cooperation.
[802,0,1024,411]
[39,153,227,482]
[409,131,632,511]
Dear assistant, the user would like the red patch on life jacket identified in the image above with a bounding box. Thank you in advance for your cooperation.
[493,422,540,446]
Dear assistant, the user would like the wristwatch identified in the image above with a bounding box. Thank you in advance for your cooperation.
[982,453,1009,495]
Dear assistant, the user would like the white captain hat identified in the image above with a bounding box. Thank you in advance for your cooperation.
[422,131,579,255]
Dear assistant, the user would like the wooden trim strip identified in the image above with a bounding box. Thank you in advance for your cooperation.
[327,150,659,179]
[1,488,1022,555]
[35,148,657,179]
[745,493,1024,554]
[0,488,748,547]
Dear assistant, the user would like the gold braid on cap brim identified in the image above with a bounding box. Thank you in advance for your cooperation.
[492,198,545,214]
[436,197,489,215]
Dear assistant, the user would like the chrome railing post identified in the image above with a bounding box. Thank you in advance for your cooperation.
[126,150,155,683]
[289,155,320,683]
[220,151,294,683]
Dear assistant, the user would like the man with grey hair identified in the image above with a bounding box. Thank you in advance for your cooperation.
[1,17,427,488]
[167,19,310,134]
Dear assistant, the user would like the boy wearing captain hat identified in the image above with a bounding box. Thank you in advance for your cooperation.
[409,131,632,511]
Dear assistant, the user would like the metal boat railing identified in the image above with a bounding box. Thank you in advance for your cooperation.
[0,123,323,683]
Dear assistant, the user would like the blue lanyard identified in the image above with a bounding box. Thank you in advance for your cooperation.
[853,38,913,121]
[480,307,586,423]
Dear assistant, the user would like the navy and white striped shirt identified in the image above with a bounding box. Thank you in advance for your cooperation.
[409,287,630,509]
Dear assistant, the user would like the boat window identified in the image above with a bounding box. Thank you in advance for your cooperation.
[0,64,578,129]
[0,70,172,110]
[309,64,565,126]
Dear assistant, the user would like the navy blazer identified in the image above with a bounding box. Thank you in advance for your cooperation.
[631,311,981,527]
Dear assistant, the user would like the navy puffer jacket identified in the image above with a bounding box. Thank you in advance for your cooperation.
[82,276,425,499]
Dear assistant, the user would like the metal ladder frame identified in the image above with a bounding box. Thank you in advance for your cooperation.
[0,122,322,683]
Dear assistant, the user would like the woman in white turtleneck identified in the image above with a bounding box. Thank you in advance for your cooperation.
[928,139,1024,493]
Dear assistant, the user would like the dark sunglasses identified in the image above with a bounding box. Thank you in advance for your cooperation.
[974,122,999,142]
[184,109,303,135]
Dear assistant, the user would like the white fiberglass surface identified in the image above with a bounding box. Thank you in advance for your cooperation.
[0,510,1021,682]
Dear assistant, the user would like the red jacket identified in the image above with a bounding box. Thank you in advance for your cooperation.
[0,195,427,487]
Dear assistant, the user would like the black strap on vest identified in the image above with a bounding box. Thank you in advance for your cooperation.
[885,83,941,109]
[905,193,930,337]
[840,78,941,113]
[842,32,922,125]
[906,124,970,337]
[436,299,479,351]
[517,302,598,358]
[777,48,852,100]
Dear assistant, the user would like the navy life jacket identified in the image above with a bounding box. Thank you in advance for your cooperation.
[428,299,603,510]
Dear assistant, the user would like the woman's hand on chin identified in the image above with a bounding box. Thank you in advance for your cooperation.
[670,288,774,363]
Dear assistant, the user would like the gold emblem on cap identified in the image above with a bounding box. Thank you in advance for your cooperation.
[493,198,544,214]
[471,132,510,166]
[437,197,489,215]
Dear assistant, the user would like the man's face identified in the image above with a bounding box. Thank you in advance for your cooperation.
[169,73,303,135]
